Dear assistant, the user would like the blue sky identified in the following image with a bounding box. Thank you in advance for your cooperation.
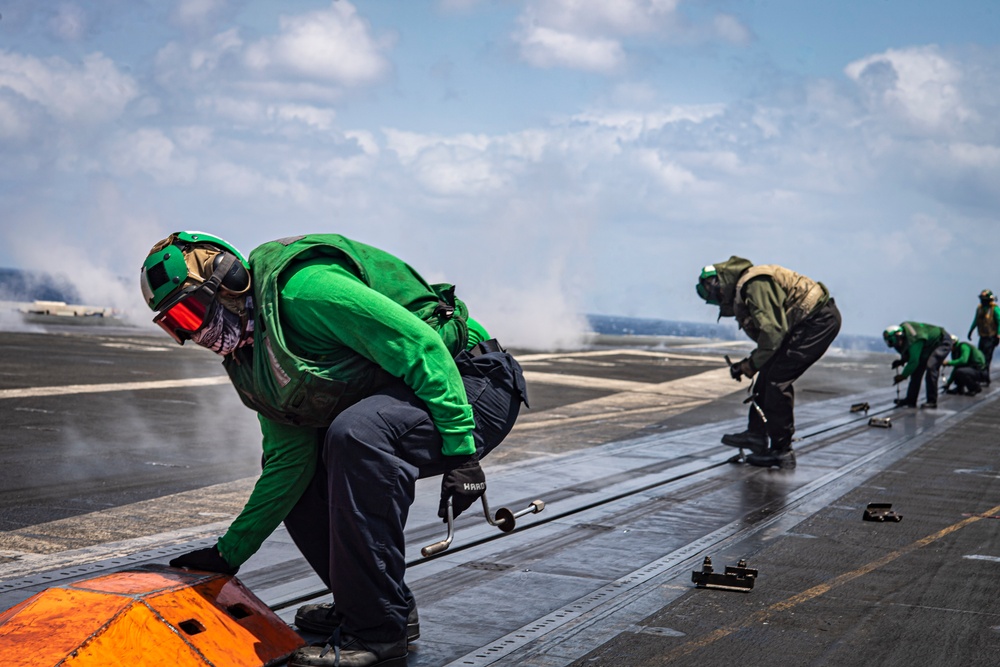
[1,1,998,348]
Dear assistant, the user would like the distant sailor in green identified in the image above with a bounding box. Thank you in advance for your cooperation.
[944,335,987,396]
[967,289,1000,385]
[883,321,952,409]
[696,257,842,469]
[141,232,528,667]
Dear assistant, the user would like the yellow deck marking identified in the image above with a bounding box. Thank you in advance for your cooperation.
[658,503,1000,662]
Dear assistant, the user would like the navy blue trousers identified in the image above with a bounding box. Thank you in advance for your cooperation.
[282,349,527,642]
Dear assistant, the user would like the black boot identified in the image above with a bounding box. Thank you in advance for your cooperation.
[721,430,768,455]
[746,448,796,469]
[893,399,916,408]
[295,602,420,642]
[289,632,408,667]
[920,401,937,409]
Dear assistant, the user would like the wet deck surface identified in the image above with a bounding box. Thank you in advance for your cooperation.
[2,328,999,665]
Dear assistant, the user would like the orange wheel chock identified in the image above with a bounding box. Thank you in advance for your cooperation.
[0,565,305,667]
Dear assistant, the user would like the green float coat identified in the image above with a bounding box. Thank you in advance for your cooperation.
[218,234,488,566]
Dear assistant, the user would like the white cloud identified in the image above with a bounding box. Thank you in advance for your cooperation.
[516,24,625,73]
[155,3,382,120]
[384,130,509,196]
[243,1,392,86]
[635,149,699,192]
[107,129,197,185]
[173,0,228,30]
[196,95,264,125]
[845,46,969,133]
[270,103,336,131]
[195,95,335,130]
[189,28,243,72]
[0,50,138,128]
[513,0,750,72]
[712,13,752,45]
[569,106,724,138]
[949,142,1000,168]
[384,129,492,164]
[0,97,34,140]
[525,0,680,36]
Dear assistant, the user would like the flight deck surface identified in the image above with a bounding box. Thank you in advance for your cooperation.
[1,328,998,665]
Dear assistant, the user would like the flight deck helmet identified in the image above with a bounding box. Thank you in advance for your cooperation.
[883,325,904,350]
[696,265,722,306]
[980,289,995,305]
[140,231,251,344]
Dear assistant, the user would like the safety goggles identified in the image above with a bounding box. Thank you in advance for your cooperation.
[151,252,241,344]
[696,278,720,306]
[153,285,218,344]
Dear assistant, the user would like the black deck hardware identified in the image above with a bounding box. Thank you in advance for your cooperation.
[691,556,757,592]
[868,417,892,428]
[863,502,902,522]
[850,402,870,413]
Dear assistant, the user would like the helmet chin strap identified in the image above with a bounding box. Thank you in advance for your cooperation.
[201,253,237,300]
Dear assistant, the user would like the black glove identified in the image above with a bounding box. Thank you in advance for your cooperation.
[729,360,743,381]
[439,457,486,522]
[891,359,904,369]
[893,374,905,385]
[169,545,239,575]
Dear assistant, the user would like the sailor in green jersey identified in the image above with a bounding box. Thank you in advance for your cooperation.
[943,335,987,396]
[696,257,842,470]
[883,321,952,409]
[140,232,528,667]
[967,289,1000,385]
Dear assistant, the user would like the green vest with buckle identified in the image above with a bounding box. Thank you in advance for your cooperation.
[223,234,469,427]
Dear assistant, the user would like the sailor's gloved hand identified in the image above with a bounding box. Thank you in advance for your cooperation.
[891,359,904,369]
[439,455,486,522]
[730,357,755,381]
[169,545,239,575]
[967,332,972,341]
[893,374,905,385]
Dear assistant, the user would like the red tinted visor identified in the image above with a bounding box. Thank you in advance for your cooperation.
[153,287,215,344]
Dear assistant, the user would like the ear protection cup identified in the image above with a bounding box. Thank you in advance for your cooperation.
[211,252,251,295]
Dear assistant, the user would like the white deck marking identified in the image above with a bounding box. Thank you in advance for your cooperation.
[0,376,231,399]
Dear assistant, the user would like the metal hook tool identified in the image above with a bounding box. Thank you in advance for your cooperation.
[726,354,767,423]
[421,494,546,557]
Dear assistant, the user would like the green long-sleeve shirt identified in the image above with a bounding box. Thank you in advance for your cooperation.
[740,277,789,370]
[217,258,489,566]
[944,340,986,385]
[896,321,946,379]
